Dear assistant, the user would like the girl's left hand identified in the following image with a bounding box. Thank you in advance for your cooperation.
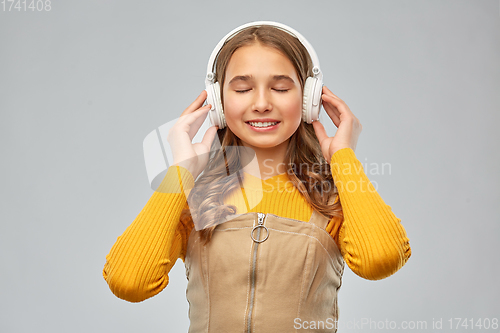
[312,85,362,161]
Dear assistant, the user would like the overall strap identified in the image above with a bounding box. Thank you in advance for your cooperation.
[309,210,330,230]
[308,194,338,230]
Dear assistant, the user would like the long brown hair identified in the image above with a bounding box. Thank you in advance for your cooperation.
[181,25,343,243]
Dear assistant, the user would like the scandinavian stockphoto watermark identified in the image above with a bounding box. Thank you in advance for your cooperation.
[260,157,392,195]
[261,157,392,179]
[293,317,499,330]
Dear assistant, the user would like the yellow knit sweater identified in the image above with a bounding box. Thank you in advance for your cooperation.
[103,148,411,303]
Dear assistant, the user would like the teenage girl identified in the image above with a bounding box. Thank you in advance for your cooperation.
[103,21,411,333]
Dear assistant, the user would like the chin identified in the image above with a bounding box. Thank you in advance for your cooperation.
[245,138,289,150]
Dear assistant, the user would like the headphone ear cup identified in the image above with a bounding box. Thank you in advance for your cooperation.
[302,76,323,123]
[206,82,226,129]
[213,82,226,129]
[302,77,314,123]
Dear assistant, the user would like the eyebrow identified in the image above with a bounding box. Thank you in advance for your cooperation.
[228,75,295,85]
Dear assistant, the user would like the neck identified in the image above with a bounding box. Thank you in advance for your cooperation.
[240,140,289,180]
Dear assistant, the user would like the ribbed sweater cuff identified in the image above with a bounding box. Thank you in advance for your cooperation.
[330,147,365,187]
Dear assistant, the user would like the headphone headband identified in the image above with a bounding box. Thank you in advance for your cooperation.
[205,21,323,84]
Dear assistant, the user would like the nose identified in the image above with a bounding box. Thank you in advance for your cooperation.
[252,88,273,113]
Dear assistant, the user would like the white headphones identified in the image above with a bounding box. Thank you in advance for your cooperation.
[205,21,324,129]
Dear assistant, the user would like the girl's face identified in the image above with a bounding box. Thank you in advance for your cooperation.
[222,43,303,152]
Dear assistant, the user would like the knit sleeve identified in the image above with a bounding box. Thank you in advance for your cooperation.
[328,148,411,280]
[102,166,194,302]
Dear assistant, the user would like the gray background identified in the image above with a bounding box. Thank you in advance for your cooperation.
[1,0,499,332]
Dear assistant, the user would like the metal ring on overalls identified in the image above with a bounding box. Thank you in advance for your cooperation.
[251,225,269,243]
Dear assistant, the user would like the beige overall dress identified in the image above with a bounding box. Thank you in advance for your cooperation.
[184,210,345,333]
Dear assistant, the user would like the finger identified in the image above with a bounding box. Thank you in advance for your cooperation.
[321,95,342,122]
[187,105,211,139]
[322,93,354,118]
[200,125,219,149]
[322,86,342,100]
[176,105,212,138]
[177,104,211,125]
[180,90,208,117]
[312,120,329,144]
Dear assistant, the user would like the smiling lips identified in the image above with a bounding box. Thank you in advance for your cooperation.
[247,121,279,127]
[245,119,281,131]
[246,118,281,128]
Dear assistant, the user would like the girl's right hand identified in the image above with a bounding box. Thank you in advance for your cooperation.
[167,90,219,179]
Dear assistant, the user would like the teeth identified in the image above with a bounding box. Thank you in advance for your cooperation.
[248,121,278,127]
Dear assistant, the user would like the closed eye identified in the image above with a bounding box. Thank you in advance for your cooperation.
[234,88,289,93]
